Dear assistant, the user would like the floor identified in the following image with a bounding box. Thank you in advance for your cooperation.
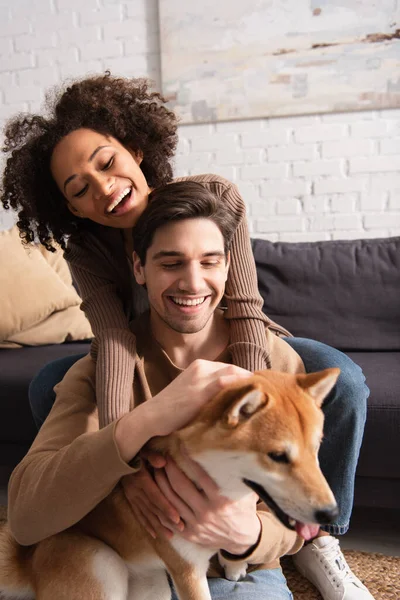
[1,480,399,556]
[339,506,400,557]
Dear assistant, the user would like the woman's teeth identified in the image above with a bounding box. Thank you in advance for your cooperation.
[171,297,206,306]
[106,187,131,213]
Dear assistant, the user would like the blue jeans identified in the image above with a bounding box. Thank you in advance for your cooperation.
[284,338,368,535]
[29,353,87,429]
[170,569,293,600]
[28,338,368,536]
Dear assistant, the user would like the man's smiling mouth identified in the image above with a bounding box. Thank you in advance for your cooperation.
[169,296,208,306]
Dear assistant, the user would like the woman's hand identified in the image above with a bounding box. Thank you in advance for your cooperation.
[154,455,261,554]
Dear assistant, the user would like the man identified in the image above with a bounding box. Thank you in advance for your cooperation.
[127,181,373,600]
[10,182,372,600]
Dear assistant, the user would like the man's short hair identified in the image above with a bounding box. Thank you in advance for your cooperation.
[133,181,238,264]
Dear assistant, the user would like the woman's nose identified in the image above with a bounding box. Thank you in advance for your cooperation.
[92,173,114,199]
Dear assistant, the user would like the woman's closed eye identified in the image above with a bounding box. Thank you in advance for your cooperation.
[74,184,88,198]
[72,157,115,197]
[102,156,114,170]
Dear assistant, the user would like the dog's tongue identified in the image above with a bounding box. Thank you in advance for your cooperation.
[295,522,320,541]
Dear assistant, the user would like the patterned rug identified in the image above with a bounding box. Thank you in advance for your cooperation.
[281,553,399,599]
[0,505,398,599]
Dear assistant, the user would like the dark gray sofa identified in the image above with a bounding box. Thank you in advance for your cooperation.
[1,235,399,511]
[251,235,400,511]
[0,341,90,483]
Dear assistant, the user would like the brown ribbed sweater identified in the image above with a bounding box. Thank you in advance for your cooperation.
[65,174,286,427]
[8,315,303,573]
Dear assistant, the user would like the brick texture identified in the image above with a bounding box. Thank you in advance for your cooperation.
[0,0,399,240]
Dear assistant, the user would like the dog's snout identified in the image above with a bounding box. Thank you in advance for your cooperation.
[314,505,339,525]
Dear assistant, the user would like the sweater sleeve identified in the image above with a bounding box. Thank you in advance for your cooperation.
[67,258,137,428]
[220,503,303,569]
[7,356,137,546]
[248,506,304,565]
[219,182,272,371]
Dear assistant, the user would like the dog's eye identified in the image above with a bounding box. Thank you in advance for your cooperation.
[268,452,290,464]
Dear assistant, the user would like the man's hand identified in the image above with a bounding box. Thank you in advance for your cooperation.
[115,360,252,464]
[145,359,252,438]
[120,360,254,540]
[122,452,185,539]
[154,455,261,555]
[123,452,261,553]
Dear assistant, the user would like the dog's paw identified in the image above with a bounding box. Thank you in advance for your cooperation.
[218,552,248,582]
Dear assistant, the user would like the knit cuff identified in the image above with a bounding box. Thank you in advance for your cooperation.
[223,295,271,324]
[229,315,269,348]
[228,341,271,371]
[219,523,262,562]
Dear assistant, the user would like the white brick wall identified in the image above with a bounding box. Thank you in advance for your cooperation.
[0,0,399,240]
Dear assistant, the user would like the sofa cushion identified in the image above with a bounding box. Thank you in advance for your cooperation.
[0,227,93,346]
[346,351,400,480]
[252,236,400,351]
[0,342,91,451]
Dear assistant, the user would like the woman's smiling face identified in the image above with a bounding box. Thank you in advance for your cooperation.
[50,128,151,229]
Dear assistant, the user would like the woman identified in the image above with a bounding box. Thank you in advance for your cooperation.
[2,73,276,428]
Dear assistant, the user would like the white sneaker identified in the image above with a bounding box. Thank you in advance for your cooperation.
[292,536,375,600]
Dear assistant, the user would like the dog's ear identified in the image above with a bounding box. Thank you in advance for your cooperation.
[225,384,268,428]
[296,368,340,407]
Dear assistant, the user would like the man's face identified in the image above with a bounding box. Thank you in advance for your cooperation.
[134,218,230,334]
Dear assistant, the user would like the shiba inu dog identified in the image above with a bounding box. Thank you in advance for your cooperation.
[0,368,339,600]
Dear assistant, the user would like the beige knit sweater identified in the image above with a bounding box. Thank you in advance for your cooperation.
[66,174,293,427]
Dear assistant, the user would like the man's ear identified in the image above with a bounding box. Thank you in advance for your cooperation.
[133,251,146,285]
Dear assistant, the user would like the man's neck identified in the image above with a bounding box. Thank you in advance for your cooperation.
[150,310,230,369]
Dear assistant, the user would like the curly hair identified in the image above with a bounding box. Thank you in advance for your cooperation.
[0,72,178,250]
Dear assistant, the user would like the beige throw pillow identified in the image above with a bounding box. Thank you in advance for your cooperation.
[0,227,92,345]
